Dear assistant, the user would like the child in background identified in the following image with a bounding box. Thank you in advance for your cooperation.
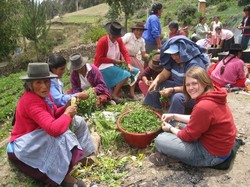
[168,21,188,38]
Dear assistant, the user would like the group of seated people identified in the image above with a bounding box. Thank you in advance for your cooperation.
[7,19,248,187]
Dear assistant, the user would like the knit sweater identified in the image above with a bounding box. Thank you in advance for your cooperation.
[177,87,236,156]
[10,91,71,141]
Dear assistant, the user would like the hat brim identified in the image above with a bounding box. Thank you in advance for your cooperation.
[19,72,58,80]
[104,23,126,37]
[131,27,147,30]
[164,44,179,54]
[68,57,88,71]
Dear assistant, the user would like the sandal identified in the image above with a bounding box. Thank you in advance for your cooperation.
[61,179,86,187]
[149,152,168,166]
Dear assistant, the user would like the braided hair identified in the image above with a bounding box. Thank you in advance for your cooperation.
[150,2,163,15]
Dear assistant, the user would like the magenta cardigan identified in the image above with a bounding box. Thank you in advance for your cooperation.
[10,92,71,142]
[70,64,111,99]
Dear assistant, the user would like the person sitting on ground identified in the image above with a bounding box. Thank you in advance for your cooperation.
[68,53,112,106]
[192,16,211,42]
[215,26,235,52]
[47,53,89,107]
[168,21,188,38]
[209,44,250,88]
[94,21,140,102]
[149,66,236,168]
[143,35,210,114]
[7,63,96,187]
[122,21,149,73]
[138,52,163,96]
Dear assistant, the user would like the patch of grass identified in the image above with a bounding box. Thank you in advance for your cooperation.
[61,16,100,23]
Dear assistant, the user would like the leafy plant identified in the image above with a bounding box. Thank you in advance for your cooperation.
[82,25,106,44]
[120,109,161,133]
[77,88,98,118]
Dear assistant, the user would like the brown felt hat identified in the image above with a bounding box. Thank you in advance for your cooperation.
[149,52,163,72]
[131,22,147,30]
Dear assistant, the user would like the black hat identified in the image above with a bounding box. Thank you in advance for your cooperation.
[229,44,242,52]
[104,21,125,37]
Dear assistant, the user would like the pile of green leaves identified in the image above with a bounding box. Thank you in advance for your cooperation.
[73,156,129,187]
[120,109,161,133]
[93,113,121,149]
[77,88,98,118]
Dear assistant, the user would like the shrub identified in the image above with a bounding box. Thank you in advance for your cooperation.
[134,9,147,19]
[177,4,199,26]
[238,0,250,6]
[217,2,229,11]
[82,25,106,44]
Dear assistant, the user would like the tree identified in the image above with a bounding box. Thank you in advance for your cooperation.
[21,0,51,60]
[105,0,145,31]
[0,0,22,60]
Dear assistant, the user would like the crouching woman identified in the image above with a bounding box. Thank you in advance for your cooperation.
[6,63,95,187]
[149,66,236,167]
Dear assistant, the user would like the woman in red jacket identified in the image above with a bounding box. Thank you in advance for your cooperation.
[7,63,94,187]
[149,66,236,167]
[94,21,140,102]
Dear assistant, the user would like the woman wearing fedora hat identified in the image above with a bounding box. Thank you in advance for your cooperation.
[122,21,149,72]
[138,52,163,96]
[209,44,250,88]
[94,21,140,102]
[7,63,95,187]
[67,53,112,106]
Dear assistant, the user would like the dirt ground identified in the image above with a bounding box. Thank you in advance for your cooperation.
[0,91,250,187]
[118,91,250,187]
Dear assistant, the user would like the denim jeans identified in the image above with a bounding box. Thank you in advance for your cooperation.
[154,132,226,167]
[241,35,250,50]
[143,80,194,114]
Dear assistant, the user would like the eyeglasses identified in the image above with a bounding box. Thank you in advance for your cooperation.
[185,82,198,88]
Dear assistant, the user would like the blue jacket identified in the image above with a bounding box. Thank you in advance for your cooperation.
[142,14,162,44]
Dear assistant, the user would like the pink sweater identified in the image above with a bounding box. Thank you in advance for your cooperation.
[10,91,72,141]
[211,54,246,86]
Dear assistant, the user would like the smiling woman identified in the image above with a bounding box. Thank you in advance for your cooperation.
[149,66,237,169]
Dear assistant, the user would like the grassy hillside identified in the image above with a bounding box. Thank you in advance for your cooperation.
[52,3,109,24]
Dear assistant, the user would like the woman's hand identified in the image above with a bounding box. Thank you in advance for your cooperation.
[161,113,174,122]
[114,59,124,65]
[77,91,89,100]
[146,79,153,86]
[127,64,133,72]
[148,80,158,92]
[161,121,172,132]
[64,105,77,118]
[159,87,173,97]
